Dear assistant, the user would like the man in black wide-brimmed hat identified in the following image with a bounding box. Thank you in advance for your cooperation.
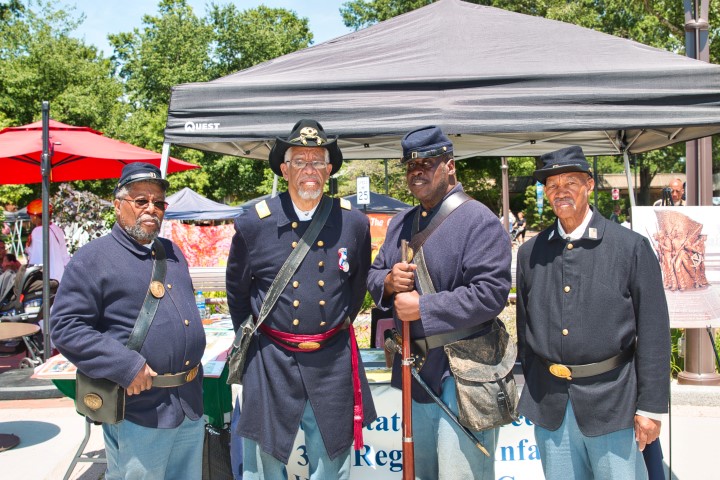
[226,119,376,479]
[516,145,670,479]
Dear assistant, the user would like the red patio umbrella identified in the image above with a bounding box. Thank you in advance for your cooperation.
[0,119,198,184]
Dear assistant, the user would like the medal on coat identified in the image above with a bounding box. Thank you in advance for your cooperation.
[338,247,350,272]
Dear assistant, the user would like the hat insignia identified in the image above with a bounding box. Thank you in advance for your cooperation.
[292,127,324,146]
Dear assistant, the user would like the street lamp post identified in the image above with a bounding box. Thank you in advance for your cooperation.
[679,0,720,386]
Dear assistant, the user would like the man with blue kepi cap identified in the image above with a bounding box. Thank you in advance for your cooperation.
[516,145,670,479]
[52,162,206,479]
[368,125,512,479]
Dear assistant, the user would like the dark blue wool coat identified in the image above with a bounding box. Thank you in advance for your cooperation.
[51,224,205,428]
[516,209,670,436]
[367,184,512,402]
[226,193,377,463]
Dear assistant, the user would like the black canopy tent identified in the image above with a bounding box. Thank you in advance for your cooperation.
[162,0,720,165]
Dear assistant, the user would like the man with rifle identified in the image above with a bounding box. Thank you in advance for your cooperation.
[368,126,512,479]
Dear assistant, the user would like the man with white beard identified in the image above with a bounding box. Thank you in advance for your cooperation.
[226,119,376,479]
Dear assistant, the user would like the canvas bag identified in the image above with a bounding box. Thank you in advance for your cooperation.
[443,318,519,431]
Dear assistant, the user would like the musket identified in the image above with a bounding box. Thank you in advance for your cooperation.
[399,239,415,479]
[385,331,490,457]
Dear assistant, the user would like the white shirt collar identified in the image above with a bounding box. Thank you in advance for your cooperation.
[292,201,319,221]
[556,207,593,240]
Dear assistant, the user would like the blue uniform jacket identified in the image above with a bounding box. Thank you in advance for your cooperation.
[226,193,377,463]
[51,224,205,428]
[367,184,512,402]
[516,209,670,435]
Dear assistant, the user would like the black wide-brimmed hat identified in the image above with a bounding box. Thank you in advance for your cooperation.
[534,146,593,184]
[400,125,453,163]
[115,162,169,194]
[268,119,343,176]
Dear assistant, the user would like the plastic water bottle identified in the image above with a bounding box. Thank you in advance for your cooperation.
[195,291,207,319]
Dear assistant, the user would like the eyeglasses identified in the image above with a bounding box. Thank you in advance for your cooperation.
[286,159,329,170]
[121,198,169,211]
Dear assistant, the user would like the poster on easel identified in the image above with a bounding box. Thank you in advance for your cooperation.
[632,206,720,328]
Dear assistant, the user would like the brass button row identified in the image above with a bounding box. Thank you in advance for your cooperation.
[291,240,326,248]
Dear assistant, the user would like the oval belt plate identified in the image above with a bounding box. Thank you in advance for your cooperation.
[297,341,321,351]
[185,366,199,383]
[83,393,103,411]
[549,364,572,379]
[150,281,165,298]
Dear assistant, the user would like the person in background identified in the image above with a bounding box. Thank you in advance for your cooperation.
[515,211,527,244]
[516,146,670,480]
[367,125,511,479]
[51,162,206,479]
[0,240,6,272]
[653,178,685,206]
[609,204,622,223]
[226,119,376,480]
[2,253,21,273]
[25,199,71,281]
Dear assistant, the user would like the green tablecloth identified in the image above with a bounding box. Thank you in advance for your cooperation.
[52,364,233,428]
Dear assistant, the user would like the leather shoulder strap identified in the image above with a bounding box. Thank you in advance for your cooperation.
[409,191,472,253]
[126,239,167,352]
[248,195,333,335]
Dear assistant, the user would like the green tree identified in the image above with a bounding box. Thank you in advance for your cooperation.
[0,0,125,207]
[208,4,313,78]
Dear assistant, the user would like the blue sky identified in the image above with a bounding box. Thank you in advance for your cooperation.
[66,0,354,57]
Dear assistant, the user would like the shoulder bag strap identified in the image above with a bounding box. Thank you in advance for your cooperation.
[411,194,489,352]
[126,239,167,352]
[243,195,333,340]
[409,191,472,253]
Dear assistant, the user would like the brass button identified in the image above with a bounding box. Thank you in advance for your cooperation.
[292,241,298,248]
[291,221,298,229]
[167,284,172,289]
[152,251,156,256]
[293,319,300,326]
[421,211,428,217]
[563,285,571,293]
[317,240,324,247]
[293,300,300,308]
[320,321,327,326]
[567,243,574,250]
[185,360,190,366]
[319,300,326,306]
[318,261,324,268]
[293,281,299,288]
[318,280,325,287]
[562,329,569,336]
[184,319,190,326]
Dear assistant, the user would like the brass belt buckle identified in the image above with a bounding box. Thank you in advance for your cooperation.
[185,365,199,383]
[297,341,321,351]
[549,363,573,380]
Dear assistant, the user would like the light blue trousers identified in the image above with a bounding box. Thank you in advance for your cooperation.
[411,376,498,480]
[534,402,648,480]
[102,415,205,480]
[242,400,351,480]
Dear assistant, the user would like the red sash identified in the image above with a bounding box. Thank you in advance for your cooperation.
[258,322,365,449]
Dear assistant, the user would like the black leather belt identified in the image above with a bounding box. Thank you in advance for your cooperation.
[413,321,492,355]
[152,364,200,388]
[540,346,634,380]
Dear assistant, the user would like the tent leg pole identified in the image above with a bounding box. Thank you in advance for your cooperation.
[160,143,171,178]
[622,151,636,208]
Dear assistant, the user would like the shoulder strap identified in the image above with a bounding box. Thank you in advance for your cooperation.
[409,191,472,253]
[126,239,167,352]
[248,195,333,336]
